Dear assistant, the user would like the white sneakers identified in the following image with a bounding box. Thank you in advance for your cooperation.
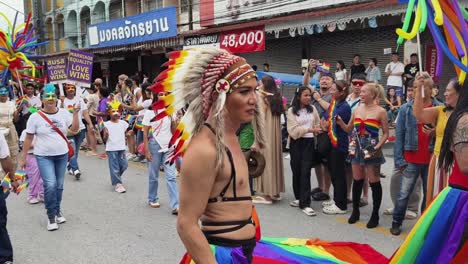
[56,212,66,224]
[149,201,160,208]
[73,170,81,180]
[115,184,126,193]
[289,200,300,207]
[47,218,59,231]
[323,204,347,215]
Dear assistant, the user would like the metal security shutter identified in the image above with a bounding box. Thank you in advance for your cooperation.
[239,37,302,74]
[305,26,397,86]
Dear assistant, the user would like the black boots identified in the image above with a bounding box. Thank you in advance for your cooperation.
[348,180,382,229]
[348,179,364,224]
[367,181,382,229]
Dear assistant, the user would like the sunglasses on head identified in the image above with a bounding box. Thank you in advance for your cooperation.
[352,80,366,87]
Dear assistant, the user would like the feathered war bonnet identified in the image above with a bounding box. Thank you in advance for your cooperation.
[151,48,266,168]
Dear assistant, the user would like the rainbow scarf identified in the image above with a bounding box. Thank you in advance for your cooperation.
[327,98,338,147]
[134,121,143,130]
[67,105,74,113]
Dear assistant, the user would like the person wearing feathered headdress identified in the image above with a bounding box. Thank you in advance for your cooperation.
[163,48,387,263]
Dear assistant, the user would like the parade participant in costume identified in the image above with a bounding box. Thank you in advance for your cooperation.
[337,82,389,229]
[59,84,93,180]
[0,86,19,173]
[412,76,461,206]
[390,79,468,264]
[20,84,80,231]
[151,48,386,263]
[103,100,129,193]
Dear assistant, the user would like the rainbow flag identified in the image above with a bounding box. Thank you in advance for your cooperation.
[67,105,74,113]
[148,127,153,138]
[318,62,331,74]
[327,98,338,147]
[98,117,105,131]
[134,121,143,130]
[125,114,135,123]
[14,170,26,181]
[16,96,29,106]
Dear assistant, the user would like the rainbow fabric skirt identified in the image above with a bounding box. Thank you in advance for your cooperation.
[180,237,388,264]
[391,187,468,264]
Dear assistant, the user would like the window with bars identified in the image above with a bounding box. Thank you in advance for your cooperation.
[145,0,163,11]
[180,0,199,13]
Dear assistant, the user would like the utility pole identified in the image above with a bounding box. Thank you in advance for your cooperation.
[188,0,193,30]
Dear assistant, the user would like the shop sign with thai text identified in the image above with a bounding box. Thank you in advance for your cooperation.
[87,6,177,48]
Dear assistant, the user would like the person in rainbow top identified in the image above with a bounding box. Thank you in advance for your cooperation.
[151,48,387,263]
[336,82,389,229]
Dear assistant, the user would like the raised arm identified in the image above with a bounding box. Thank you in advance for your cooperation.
[412,75,438,124]
[177,138,218,264]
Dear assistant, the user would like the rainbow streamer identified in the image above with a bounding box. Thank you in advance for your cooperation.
[327,98,338,147]
[14,169,26,181]
[317,62,331,74]
[67,105,74,113]
[2,174,10,195]
[134,121,143,130]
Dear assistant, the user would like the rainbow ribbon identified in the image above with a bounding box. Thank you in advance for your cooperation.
[1,171,29,199]
[14,170,26,181]
[327,98,338,147]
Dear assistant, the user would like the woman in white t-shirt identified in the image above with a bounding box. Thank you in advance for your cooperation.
[286,86,321,216]
[335,60,348,82]
[20,84,80,231]
[58,84,94,179]
[143,92,179,214]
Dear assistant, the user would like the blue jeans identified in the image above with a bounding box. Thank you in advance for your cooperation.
[147,138,179,209]
[36,154,68,219]
[107,150,128,186]
[393,163,429,225]
[68,129,86,171]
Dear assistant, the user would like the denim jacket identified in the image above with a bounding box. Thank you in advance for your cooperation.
[394,98,443,168]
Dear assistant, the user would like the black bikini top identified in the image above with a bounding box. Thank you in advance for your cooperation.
[201,123,254,237]
[204,123,252,204]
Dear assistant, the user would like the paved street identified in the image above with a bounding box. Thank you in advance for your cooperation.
[6,143,413,263]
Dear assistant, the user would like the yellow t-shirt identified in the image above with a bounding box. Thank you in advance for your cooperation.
[434,105,449,156]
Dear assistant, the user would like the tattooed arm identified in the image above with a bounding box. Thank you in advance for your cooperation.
[453,113,468,174]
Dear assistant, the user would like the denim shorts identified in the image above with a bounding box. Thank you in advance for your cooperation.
[350,135,385,166]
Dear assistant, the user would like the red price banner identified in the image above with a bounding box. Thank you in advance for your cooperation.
[220,26,265,54]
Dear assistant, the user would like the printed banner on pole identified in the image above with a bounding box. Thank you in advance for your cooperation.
[67,49,94,86]
[220,26,265,54]
[425,44,438,81]
[45,57,68,84]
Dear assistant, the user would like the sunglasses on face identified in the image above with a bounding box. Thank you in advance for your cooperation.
[352,81,366,87]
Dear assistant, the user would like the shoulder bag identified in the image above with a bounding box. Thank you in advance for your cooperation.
[37,111,75,160]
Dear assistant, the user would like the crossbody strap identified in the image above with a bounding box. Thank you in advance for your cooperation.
[37,111,69,143]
